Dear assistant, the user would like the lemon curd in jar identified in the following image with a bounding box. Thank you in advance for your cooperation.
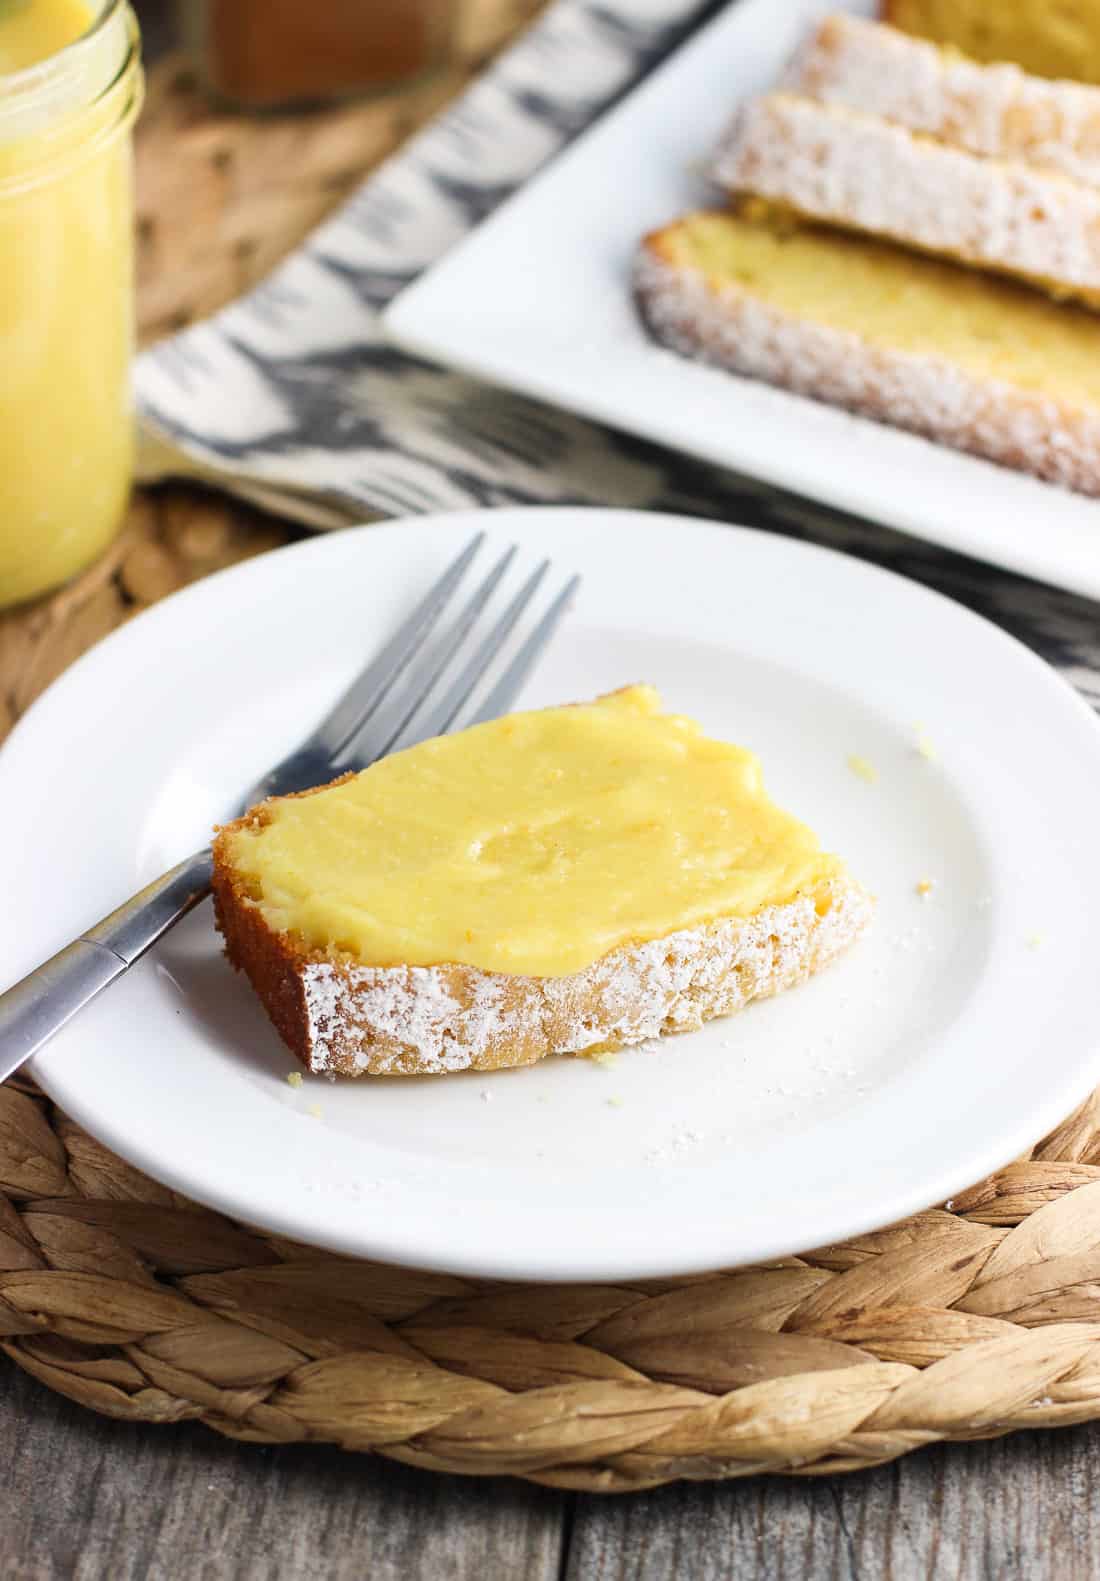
[0,0,142,607]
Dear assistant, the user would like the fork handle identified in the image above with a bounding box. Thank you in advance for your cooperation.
[0,848,214,1085]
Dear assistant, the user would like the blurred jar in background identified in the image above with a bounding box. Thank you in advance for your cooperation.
[182,0,456,112]
[0,0,143,608]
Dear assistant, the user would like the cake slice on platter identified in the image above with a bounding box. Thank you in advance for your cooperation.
[786,13,1100,187]
[636,204,1100,495]
[884,0,1100,86]
[712,92,1100,307]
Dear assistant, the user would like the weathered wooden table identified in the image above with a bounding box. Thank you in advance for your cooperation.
[3,3,1100,1574]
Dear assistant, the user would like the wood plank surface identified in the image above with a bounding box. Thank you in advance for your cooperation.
[0,1361,566,1581]
[7,1352,1100,1579]
[565,1426,1100,1580]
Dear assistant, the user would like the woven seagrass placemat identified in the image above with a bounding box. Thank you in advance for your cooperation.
[3,1068,1100,1490]
[4,16,1100,1491]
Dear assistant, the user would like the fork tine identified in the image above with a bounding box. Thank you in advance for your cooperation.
[335,544,519,767]
[467,573,582,727]
[387,559,551,754]
[309,531,484,759]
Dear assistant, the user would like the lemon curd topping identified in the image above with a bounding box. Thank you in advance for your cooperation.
[223,687,843,979]
[0,0,91,70]
[0,0,140,606]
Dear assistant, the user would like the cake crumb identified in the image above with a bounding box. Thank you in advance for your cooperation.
[306,1104,323,1120]
[1027,932,1045,950]
[915,728,937,761]
[847,754,878,785]
[589,1051,618,1069]
[915,878,935,898]
[286,1071,304,1089]
[606,1096,624,1109]
[646,1125,706,1164]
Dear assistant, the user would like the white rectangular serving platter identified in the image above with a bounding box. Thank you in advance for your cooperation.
[384,0,1100,600]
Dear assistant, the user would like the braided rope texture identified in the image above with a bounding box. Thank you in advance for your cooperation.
[4,1073,1100,1491]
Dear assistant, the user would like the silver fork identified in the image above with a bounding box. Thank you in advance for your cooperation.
[0,534,580,1083]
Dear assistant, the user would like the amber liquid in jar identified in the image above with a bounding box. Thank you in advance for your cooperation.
[191,0,454,111]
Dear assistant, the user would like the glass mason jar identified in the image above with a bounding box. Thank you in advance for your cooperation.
[0,0,143,609]
[181,0,455,113]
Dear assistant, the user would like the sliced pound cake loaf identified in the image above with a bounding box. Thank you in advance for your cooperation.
[884,0,1100,86]
[712,93,1100,307]
[788,13,1100,186]
[636,204,1100,494]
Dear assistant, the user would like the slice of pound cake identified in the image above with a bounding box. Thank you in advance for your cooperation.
[712,93,1100,306]
[212,687,871,1076]
[788,13,1100,186]
[635,205,1100,493]
[884,0,1100,86]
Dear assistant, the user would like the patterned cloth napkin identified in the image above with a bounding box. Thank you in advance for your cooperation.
[134,0,1100,696]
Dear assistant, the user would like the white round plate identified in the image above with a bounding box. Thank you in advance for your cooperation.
[5,509,1100,1281]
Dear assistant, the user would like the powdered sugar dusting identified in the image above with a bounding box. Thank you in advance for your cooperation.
[788,14,1100,189]
[634,242,1100,496]
[298,877,871,1076]
[712,94,1100,301]
[305,966,471,1074]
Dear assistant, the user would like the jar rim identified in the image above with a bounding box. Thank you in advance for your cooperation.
[0,0,132,120]
[0,2,141,192]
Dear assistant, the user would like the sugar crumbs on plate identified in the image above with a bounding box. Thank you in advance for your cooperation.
[646,1126,706,1165]
[847,754,878,785]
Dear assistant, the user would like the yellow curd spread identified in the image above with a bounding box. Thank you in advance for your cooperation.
[0,0,142,606]
[223,686,843,977]
[0,0,88,64]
